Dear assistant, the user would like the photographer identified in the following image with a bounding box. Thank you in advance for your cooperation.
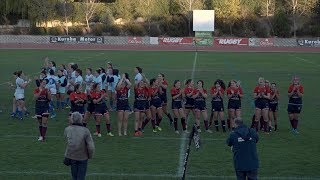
[227,118,259,180]
[64,112,95,180]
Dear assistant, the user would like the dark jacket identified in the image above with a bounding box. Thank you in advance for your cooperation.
[226,124,259,171]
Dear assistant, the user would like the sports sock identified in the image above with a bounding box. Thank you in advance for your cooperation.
[106,124,111,133]
[39,125,43,136]
[214,120,219,131]
[174,118,178,131]
[166,113,173,123]
[181,118,186,131]
[204,120,209,130]
[96,124,101,133]
[227,119,231,129]
[221,120,226,132]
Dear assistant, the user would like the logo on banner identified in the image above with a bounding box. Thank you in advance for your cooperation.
[297,39,320,47]
[159,37,193,45]
[128,37,142,44]
[215,38,248,46]
[49,36,104,44]
[259,38,274,46]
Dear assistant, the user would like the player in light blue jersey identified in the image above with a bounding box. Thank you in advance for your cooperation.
[56,69,68,110]
[46,69,58,118]
[85,68,94,93]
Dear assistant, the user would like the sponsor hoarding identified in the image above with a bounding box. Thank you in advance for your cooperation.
[128,37,142,44]
[214,38,248,46]
[297,38,320,47]
[158,37,193,45]
[50,36,104,44]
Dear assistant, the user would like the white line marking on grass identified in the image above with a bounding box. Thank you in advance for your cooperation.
[176,50,198,177]
[289,54,320,68]
[1,134,224,141]
[0,171,319,180]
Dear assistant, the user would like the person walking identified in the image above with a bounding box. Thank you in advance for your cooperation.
[227,118,259,180]
[64,112,95,180]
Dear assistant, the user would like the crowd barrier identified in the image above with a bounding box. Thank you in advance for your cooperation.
[0,35,319,48]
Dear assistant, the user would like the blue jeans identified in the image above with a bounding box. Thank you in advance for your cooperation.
[70,159,88,180]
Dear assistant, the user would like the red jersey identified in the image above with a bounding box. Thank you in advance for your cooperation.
[254,85,270,99]
[134,87,148,100]
[117,87,129,100]
[227,87,243,100]
[149,86,160,99]
[33,88,49,102]
[288,84,303,104]
[193,88,207,101]
[184,87,194,97]
[171,87,182,101]
[270,89,280,103]
[70,92,87,106]
[159,80,168,95]
[89,90,105,104]
[210,87,224,101]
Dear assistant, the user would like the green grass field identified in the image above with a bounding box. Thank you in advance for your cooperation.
[0,50,319,180]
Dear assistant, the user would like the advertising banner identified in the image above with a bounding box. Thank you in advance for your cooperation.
[297,38,320,47]
[158,37,193,45]
[50,36,104,44]
[214,38,248,46]
[128,37,142,44]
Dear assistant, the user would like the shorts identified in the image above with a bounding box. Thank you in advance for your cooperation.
[108,85,116,93]
[150,98,162,109]
[211,101,224,112]
[269,103,278,112]
[14,93,24,101]
[287,104,302,114]
[50,88,57,95]
[86,103,95,114]
[58,87,66,94]
[185,98,194,109]
[195,100,206,111]
[117,99,130,111]
[70,107,85,115]
[172,101,183,110]
[160,95,167,104]
[67,90,73,95]
[228,99,241,110]
[94,103,108,115]
[35,106,49,117]
[255,99,269,110]
[134,100,147,111]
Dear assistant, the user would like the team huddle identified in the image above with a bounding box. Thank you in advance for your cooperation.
[10,57,304,142]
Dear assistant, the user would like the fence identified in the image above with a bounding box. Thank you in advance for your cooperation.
[0,35,319,48]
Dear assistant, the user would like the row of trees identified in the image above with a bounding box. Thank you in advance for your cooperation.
[0,0,319,37]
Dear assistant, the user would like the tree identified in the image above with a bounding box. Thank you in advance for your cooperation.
[27,0,57,27]
[80,0,99,28]
[178,0,204,35]
[55,0,75,35]
[135,0,155,33]
[285,0,317,37]
[213,0,241,35]
[113,0,134,20]
[0,0,29,24]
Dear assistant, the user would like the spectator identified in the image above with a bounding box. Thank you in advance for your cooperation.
[227,118,259,180]
[64,112,95,180]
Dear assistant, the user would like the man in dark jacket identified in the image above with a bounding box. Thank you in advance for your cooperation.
[227,117,259,180]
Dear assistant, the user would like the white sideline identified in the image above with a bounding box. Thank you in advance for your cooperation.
[1,134,225,141]
[176,51,198,177]
[289,54,320,68]
[0,171,319,180]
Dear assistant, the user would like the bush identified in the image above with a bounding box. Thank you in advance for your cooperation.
[272,10,291,37]
[106,24,121,36]
[12,27,22,35]
[29,26,47,35]
[147,23,161,37]
[68,26,83,36]
[92,24,104,36]
[47,26,65,35]
[160,15,188,37]
[310,25,320,37]
[123,23,146,36]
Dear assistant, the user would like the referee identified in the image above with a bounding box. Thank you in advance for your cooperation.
[227,118,259,180]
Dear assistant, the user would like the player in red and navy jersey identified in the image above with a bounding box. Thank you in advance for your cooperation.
[287,76,304,134]
[268,82,280,131]
[116,74,132,136]
[184,79,195,119]
[209,79,226,132]
[171,80,187,134]
[158,73,174,125]
[33,79,51,142]
[69,84,87,118]
[252,77,271,132]
[90,83,114,137]
[227,80,243,130]
[135,78,152,136]
[149,78,164,132]
[192,80,212,133]
[83,82,96,127]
